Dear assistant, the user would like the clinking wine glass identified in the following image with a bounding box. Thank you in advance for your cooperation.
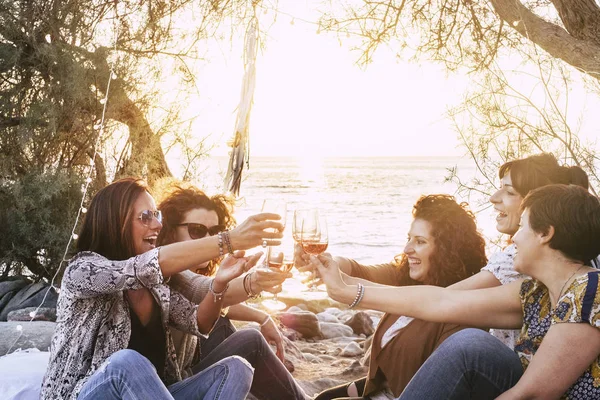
[299,209,328,291]
[261,245,294,311]
[261,200,287,251]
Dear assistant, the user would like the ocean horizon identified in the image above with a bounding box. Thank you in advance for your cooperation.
[194,156,500,266]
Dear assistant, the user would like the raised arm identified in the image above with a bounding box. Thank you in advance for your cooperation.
[450,244,523,290]
[159,213,283,277]
[312,254,524,329]
[497,323,600,399]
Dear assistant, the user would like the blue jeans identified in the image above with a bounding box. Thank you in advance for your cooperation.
[193,325,307,400]
[77,349,253,400]
[397,329,524,399]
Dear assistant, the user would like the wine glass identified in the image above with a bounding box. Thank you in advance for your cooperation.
[292,209,310,243]
[261,200,287,250]
[299,209,328,291]
[261,244,294,311]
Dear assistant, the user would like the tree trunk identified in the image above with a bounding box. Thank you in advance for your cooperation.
[89,48,172,183]
[490,0,600,80]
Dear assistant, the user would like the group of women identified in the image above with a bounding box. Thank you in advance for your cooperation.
[40,152,600,399]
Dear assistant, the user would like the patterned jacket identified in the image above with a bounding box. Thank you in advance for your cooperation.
[40,249,207,399]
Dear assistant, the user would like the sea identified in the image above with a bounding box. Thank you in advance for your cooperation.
[198,156,500,266]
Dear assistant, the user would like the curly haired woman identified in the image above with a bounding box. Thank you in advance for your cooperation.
[157,183,307,400]
[313,194,488,400]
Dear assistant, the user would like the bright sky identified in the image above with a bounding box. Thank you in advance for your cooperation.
[162,0,600,165]
[186,1,471,158]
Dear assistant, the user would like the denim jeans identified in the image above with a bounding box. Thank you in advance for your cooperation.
[77,349,253,400]
[193,324,307,400]
[198,316,237,360]
[397,329,524,399]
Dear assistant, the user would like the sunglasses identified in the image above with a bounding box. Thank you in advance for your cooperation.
[177,223,226,240]
[138,210,162,226]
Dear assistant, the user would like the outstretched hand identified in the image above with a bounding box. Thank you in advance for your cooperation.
[214,250,255,285]
[308,253,346,299]
[251,268,292,294]
[229,213,284,250]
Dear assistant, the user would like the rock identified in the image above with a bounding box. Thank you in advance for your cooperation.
[331,359,350,367]
[283,358,295,373]
[302,353,321,363]
[337,310,355,323]
[286,306,306,313]
[0,321,56,354]
[316,312,340,324]
[275,294,346,314]
[318,354,336,362]
[280,326,302,341]
[0,282,58,321]
[343,360,369,376]
[7,307,57,322]
[324,307,343,317]
[300,346,324,355]
[0,280,30,317]
[277,311,321,338]
[325,336,358,346]
[319,322,354,339]
[344,311,375,337]
[340,341,364,357]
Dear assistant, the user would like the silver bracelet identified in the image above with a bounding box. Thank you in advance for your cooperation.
[209,279,229,303]
[348,283,365,309]
[259,315,271,327]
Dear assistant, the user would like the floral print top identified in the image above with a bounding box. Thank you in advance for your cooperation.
[515,272,600,399]
[481,244,526,349]
[40,249,206,399]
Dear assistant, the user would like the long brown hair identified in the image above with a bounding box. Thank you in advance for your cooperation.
[156,183,236,276]
[499,153,589,197]
[76,178,149,260]
[394,194,488,287]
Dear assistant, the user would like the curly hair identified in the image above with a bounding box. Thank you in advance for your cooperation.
[393,194,488,288]
[156,182,236,276]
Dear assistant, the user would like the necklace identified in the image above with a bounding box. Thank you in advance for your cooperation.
[556,264,585,304]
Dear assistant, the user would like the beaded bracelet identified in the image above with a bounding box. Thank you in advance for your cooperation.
[222,230,234,255]
[348,283,365,309]
[216,232,224,257]
[209,279,229,303]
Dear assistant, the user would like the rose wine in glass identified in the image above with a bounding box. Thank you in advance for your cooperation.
[299,209,328,291]
[261,245,291,311]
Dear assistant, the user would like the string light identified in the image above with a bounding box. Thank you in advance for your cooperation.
[4,2,121,356]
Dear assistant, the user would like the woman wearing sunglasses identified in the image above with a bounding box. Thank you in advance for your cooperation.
[41,177,285,400]
[156,183,308,400]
